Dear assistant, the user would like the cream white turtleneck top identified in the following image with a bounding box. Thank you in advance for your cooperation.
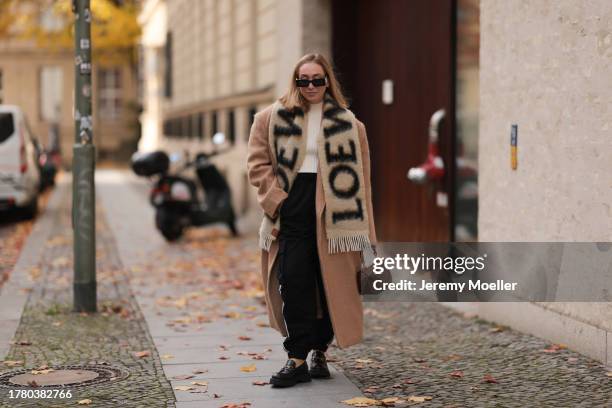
[298,101,322,173]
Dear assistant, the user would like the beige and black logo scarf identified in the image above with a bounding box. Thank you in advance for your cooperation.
[259,94,371,254]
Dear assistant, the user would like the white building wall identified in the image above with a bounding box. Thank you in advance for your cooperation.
[477,0,612,364]
[138,0,167,152]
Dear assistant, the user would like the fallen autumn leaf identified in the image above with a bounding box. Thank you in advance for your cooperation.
[407,395,433,402]
[172,374,194,380]
[240,364,257,372]
[341,396,380,406]
[2,360,23,367]
[482,374,498,384]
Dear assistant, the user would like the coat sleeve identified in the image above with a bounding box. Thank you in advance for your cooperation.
[357,121,378,245]
[246,111,288,220]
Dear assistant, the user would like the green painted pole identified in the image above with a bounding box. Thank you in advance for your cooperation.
[72,0,96,312]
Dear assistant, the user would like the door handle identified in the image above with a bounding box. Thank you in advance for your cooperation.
[407,109,446,184]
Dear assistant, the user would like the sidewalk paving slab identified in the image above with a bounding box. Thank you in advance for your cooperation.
[173,393,359,408]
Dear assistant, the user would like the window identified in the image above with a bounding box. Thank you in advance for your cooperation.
[164,118,179,138]
[247,106,257,141]
[175,118,181,137]
[227,110,235,145]
[211,111,218,135]
[169,119,176,137]
[196,113,204,140]
[190,114,199,139]
[248,106,257,126]
[40,66,63,121]
[99,68,122,120]
[164,32,173,99]
[0,113,14,143]
[166,119,172,137]
[185,116,192,139]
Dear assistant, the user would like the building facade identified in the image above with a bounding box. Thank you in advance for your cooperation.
[0,20,139,166]
[138,0,612,364]
[139,0,331,221]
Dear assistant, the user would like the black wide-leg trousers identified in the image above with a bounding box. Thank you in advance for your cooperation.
[277,173,334,360]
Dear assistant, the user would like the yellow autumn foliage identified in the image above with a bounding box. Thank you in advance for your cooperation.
[0,0,141,65]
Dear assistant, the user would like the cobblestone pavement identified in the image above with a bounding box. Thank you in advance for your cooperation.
[328,301,612,407]
[0,182,175,407]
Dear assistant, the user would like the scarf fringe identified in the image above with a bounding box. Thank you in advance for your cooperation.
[259,231,370,255]
[328,234,371,254]
[259,233,275,251]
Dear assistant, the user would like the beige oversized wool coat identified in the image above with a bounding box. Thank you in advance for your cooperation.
[246,102,377,348]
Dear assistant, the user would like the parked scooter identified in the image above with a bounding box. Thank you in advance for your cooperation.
[131,133,238,241]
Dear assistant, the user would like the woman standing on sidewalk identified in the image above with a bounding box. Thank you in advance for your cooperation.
[247,53,377,388]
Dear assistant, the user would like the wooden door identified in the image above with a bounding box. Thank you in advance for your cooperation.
[332,0,456,242]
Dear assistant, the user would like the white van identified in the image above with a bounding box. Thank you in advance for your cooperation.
[0,105,41,218]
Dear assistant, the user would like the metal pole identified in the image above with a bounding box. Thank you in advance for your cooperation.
[72,0,96,312]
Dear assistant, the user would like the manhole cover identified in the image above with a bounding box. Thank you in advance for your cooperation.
[0,365,129,388]
[10,370,98,386]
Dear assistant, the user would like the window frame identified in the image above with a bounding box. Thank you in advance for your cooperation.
[98,68,123,121]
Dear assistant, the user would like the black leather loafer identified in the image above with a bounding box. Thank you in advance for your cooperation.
[309,350,331,379]
[270,359,311,388]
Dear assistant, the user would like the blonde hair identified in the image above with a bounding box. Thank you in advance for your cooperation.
[279,53,349,111]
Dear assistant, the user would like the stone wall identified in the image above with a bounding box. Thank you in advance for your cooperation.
[477,0,612,364]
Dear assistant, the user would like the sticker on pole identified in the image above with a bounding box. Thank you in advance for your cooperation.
[80,62,91,75]
[80,116,92,131]
[82,84,91,98]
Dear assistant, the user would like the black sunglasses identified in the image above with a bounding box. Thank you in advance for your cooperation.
[295,77,327,88]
